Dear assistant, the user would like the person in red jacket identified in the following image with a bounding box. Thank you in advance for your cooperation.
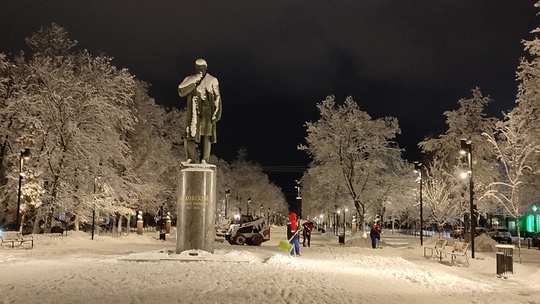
[302,221,314,247]
[287,209,300,256]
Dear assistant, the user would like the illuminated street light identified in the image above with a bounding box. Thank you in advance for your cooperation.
[459,138,475,259]
[414,161,424,246]
[16,147,31,231]
[295,180,302,219]
[247,197,251,215]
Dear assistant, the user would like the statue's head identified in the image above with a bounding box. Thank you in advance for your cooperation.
[195,59,207,75]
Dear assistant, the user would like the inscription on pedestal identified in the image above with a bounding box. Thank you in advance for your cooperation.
[176,164,216,254]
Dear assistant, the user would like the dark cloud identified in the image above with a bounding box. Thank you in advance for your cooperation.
[1,0,538,193]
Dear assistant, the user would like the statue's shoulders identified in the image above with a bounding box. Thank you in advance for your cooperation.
[205,73,219,84]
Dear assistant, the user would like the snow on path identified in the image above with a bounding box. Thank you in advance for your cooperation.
[0,229,539,304]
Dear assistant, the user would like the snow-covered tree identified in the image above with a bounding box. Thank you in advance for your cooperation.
[217,149,287,218]
[481,3,540,259]
[299,164,353,232]
[418,88,499,221]
[0,24,138,231]
[482,110,540,261]
[512,0,540,205]
[299,96,406,235]
[124,81,184,216]
[422,158,462,232]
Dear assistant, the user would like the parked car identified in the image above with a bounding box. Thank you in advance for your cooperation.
[475,227,489,236]
[532,232,540,247]
[487,226,512,244]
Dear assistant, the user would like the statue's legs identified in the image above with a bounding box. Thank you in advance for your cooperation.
[202,136,211,163]
[185,139,196,162]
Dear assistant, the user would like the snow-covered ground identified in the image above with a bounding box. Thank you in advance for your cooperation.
[1,226,539,304]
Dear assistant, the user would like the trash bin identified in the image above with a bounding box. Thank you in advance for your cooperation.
[495,244,514,277]
[338,234,345,244]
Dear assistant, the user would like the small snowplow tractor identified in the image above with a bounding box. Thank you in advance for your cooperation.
[225,214,270,246]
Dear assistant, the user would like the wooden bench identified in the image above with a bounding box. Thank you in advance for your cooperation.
[1,231,33,249]
[423,239,448,260]
[440,241,469,266]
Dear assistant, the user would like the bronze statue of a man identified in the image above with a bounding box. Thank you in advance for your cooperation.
[178,59,222,164]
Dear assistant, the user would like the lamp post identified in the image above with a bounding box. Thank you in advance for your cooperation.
[460,139,475,259]
[247,197,251,215]
[295,180,302,219]
[16,147,30,231]
[92,176,101,240]
[225,189,230,218]
[159,204,166,241]
[414,162,424,246]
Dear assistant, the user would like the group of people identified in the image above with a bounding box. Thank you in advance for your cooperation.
[287,209,314,257]
[287,208,383,255]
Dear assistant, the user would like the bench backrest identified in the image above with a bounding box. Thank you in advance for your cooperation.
[434,239,447,249]
[452,241,469,253]
[1,231,22,241]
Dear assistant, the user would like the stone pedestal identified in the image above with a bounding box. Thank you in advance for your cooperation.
[137,220,143,235]
[165,220,171,234]
[176,163,216,254]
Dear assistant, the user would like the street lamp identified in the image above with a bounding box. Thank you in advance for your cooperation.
[225,189,230,218]
[295,180,302,219]
[460,139,475,259]
[247,197,251,215]
[92,176,101,240]
[16,147,30,230]
[414,161,424,246]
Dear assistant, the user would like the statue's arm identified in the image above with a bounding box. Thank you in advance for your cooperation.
[211,80,222,121]
[178,74,201,97]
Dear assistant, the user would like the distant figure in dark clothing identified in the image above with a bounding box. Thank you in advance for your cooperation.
[370,222,381,249]
[302,221,314,247]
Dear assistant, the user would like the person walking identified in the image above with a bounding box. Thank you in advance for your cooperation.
[370,221,381,249]
[302,221,314,247]
[287,209,301,256]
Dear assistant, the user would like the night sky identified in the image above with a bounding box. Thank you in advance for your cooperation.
[1,1,538,196]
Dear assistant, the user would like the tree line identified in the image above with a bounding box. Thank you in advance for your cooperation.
[299,4,540,255]
[0,24,286,234]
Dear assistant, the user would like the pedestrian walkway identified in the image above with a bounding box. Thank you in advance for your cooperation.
[269,225,540,267]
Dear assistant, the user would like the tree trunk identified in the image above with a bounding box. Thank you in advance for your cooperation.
[32,211,42,234]
[116,214,122,236]
[516,221,522,264]
[117,213,123,236]
[19,213,26,233]
[74,213,80,231]
[44,211,53,233]
[354,200,367,237]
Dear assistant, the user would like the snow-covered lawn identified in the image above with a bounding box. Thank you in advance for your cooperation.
[0,227,538,304]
